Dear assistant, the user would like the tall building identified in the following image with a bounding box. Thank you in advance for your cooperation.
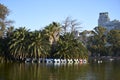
[98,12,120,31]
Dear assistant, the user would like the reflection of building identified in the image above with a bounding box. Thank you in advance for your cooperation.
[98,12,120,31]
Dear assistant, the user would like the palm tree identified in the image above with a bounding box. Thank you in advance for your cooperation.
[44,22,61,45]
[27,30,50,58]
[9,27,28,60]
[54,33,88,59]
[54,33,72,59]
[43,22,61,58]
[87,26,107,56]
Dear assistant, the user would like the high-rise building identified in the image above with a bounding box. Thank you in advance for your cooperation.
[98,12,120,31]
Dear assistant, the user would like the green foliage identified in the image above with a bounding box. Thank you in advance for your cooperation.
[88,26,120,57]
[0,4,13,38]
[0,4,14,62]
[9,27,29,59]
[0,38,4,57]
[27,30,50,58]
[54,33,88,59]
[87,26,107,56]
[43,22,61,45]
[107,30,120,56]
[0,3,9,20]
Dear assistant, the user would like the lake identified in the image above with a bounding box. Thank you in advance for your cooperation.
[0,61,120,80]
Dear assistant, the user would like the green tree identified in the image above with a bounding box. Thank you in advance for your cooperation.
[27,30,50,58]
[107,30,120,56]
[0,4,13,62]
[0,3,13,38]
[9,27,29,60]
[43,22,61,58]
[44,22,61,45]
[88,26,107,56]
[54,33,88,59]
[0,3,9,20]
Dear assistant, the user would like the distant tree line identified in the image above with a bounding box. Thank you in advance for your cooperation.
[0,4,120,62]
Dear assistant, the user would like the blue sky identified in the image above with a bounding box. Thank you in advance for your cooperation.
[0,0,120,31]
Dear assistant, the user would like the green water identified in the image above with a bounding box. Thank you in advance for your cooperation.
[0,61,120,80]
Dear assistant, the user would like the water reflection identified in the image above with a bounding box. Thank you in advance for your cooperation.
[0,61,120,80]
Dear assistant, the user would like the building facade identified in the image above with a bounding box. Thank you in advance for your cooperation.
[98,12,120,31]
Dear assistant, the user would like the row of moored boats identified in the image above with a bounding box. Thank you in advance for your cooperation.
[25,58,87,64]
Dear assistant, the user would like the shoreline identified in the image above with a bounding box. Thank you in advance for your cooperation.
[88,56,120,63]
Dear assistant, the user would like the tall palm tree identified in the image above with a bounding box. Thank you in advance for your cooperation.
[43,22,61,58]
[44,22,61,45]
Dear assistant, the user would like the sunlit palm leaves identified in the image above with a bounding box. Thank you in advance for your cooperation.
[9,27,28,59]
